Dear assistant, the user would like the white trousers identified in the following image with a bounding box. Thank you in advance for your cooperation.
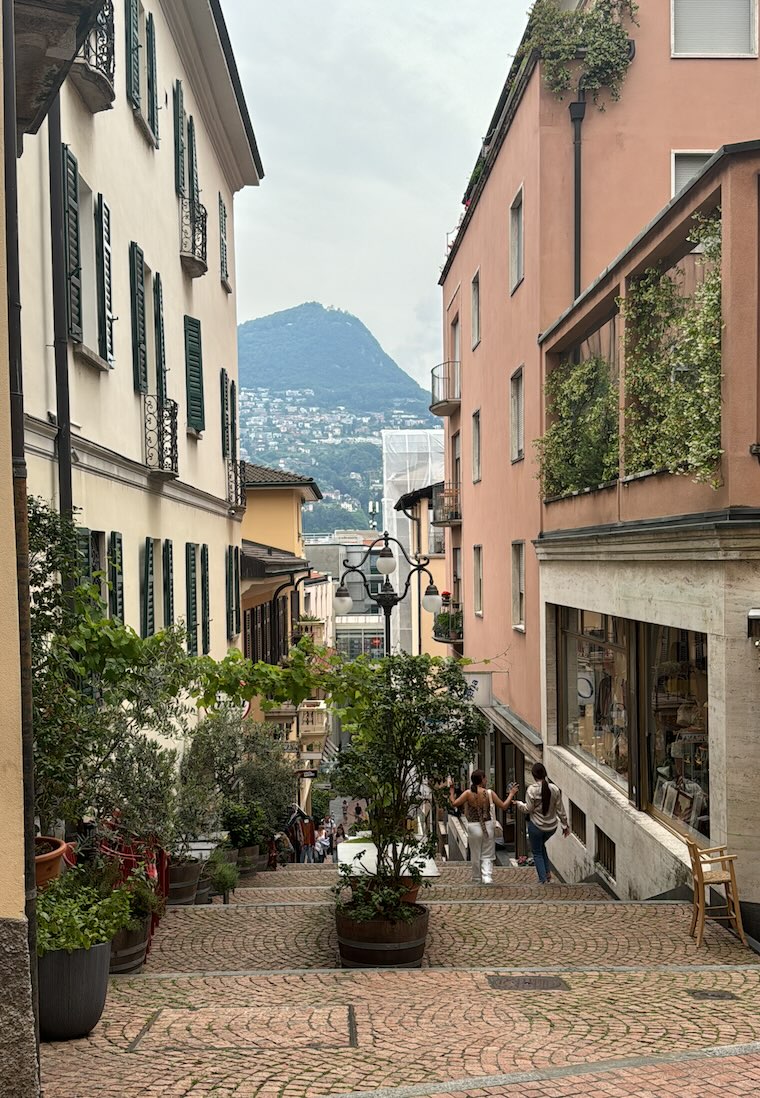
[467,820,495,883]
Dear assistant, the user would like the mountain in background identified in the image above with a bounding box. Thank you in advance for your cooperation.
[237,302,432,417]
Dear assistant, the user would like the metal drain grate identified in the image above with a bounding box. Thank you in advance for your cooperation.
[686,990,738,1001]
[488,975,569,991]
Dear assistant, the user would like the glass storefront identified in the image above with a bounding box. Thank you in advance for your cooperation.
[335,628,385,660]
[558,607,709,839]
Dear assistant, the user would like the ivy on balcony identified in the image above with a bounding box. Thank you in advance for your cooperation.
[536,355,619,498]
[520,0,638,107]
[620,216,722,486]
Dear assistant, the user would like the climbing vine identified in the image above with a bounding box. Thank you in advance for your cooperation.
[620,215,723,486]
[536,354,619,498]
[521,0,638,107]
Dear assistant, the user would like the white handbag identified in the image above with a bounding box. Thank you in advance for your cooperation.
[489,790,504,840]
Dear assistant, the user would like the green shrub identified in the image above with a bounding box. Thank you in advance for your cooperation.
[37,868,133,955]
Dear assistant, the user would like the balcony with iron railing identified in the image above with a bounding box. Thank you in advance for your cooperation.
[180,197,208,278]
[68,0,115,113]
[294,618,327,645]
[430,361,461,416]
[432,482,462,526]
[227,458,246,510]
[144,395,179,478]
[433,602,464,646]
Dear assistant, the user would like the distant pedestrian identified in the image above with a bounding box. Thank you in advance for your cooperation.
[315,824,330,862]
[299,817,316,863]
[514,763,569,885]
[333,823,345,862]
[449,771,518,885]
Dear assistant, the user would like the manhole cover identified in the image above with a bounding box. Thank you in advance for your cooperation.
[686,990,737,1001]
[488,976,569,991]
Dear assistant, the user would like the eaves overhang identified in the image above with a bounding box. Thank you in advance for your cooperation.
[14,0,108,139]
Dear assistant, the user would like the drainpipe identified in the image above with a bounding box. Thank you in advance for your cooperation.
[3,0,40,1056]
[401,505,423,655]
[47,97,73,520]
[569,88,586,302]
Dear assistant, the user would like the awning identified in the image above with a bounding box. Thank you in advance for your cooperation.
[479,701,543,764]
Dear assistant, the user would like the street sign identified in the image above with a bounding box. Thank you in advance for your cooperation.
[296,769,318,778]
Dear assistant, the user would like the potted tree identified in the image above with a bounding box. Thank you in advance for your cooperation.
[37,866,132,1040]
[330,653,483,967]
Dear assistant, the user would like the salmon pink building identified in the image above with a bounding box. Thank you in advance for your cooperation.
[435,0,760,940]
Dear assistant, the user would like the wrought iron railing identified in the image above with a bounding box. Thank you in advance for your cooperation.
[180,197,208,273]
[227,457,246,508]
[432,482,462,525]
[80,0,115,84]
[433,602,464,643]
[144,395,179,476]
[431,361,461,411]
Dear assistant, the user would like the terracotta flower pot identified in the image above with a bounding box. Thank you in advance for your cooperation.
[35,836,68,891]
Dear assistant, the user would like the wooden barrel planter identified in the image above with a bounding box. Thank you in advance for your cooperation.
[35,836,68,891]
[195,876,212,905]
[110,918,150,974]
[39,941,111,1041]
[336,905,429,969]
[238,845,258,874]
[167,860,201,906]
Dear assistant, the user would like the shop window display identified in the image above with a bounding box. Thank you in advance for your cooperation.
[561,610,629,791]
[645,624,709,838]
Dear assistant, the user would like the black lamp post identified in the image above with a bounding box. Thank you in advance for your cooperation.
[333,531,443,655]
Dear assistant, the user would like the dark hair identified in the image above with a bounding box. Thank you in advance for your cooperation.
[470,769,486,793]
[532,762,551,815]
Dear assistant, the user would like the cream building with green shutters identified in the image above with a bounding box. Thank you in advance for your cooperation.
[18,0,261,656]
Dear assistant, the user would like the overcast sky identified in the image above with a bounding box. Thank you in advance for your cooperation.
[223,2,532,389]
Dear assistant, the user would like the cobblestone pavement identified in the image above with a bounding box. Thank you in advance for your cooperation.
[39,865,760,1098]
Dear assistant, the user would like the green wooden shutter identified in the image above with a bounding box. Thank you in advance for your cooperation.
[234,546,241,635]
[76,527,92,582]
[201,543,210,654]
[163,538,174,626]
[95,194,114,366]
[146,12,159,137]
[125,0,140,109]
[225,546,233,640]
[129,242,148,393]
[229,380,238,458]
[219,193,228,282]
[141,537,155,637]
[109,531,124,619]
[220,368,229,457]
[186,543,198,655]
[154,272,167,402]
[184,316,205,431]
[187,116,199,209]
[62,146,82,341]
[173,81,185,196]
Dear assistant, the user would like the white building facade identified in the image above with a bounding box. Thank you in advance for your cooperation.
[18,0,262,656]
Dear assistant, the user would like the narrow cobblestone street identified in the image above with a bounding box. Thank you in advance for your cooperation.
[40,864,760,1097]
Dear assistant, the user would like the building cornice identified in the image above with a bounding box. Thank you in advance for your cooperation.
[25,414,241,522]
[534,508,760,562]
[159,0,262,193]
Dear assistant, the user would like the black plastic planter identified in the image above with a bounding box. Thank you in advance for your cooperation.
[38,941,111,1041]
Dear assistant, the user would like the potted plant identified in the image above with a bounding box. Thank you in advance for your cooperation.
[166,772,215,906]
[110,869,165,974]
[206,848,240,904]
[37,866,132,1040]
[330,653,483,967]
[221,800,266,873]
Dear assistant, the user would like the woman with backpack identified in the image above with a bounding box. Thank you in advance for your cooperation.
[515,762,569,884]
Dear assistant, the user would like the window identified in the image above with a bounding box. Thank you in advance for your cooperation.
[451,314,460,362]
[428,509,445,555]
[126,0,159,142]
[225,545,241,639]
[510,188,524,291]
[162,539,174,626]
[129,242,148,392]
[452,431,461,487]
[186,542,198,654]
[471,272,480,348]
[61,148,114,365]
[595,826,616,879]
[219,193,231,291]
[141,536,156,637]
[108,531,124,619]
[570,801,587,845]
[510,367,524,461]
[473,545,483,615]
[672,151,713,196]
[200,543,210,654]
[336,628,385,659]
[511,542,525,628]
[472,411,481,482]
[452,547,462,605]
[672,0,756,56]
[173,80,186,196]
[184,316,205,432]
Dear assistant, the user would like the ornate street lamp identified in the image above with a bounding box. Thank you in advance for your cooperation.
[333,531,443,655]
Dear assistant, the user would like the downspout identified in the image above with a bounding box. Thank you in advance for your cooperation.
[3,0,40,1054]
[48,98,72,520]
[569,88,586,302]
[402,504,422,655]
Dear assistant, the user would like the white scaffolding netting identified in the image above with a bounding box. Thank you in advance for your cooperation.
[382,429,444,654]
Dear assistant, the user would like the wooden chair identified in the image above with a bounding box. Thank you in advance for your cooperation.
[686,840,746,947]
